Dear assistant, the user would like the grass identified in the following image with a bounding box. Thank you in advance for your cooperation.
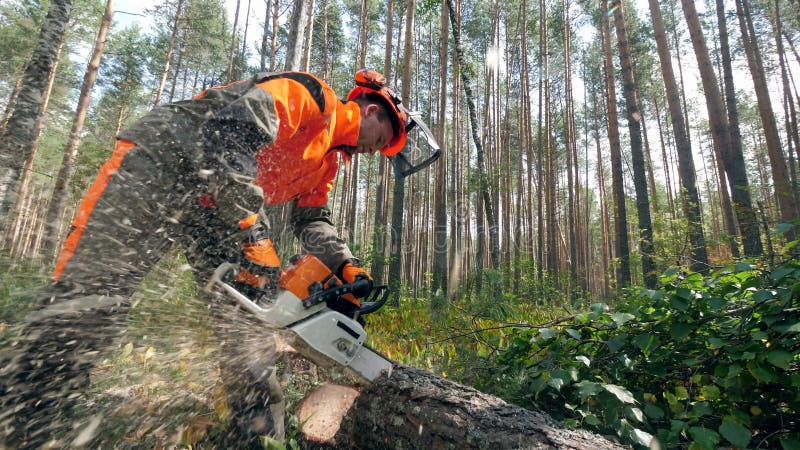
[1,250,562,448]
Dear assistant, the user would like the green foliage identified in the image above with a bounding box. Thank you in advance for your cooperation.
[0,0,47,84]
[484,256,800,448]
[0,254,50,326]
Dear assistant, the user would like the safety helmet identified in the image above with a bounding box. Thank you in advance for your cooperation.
[347,69,408,156]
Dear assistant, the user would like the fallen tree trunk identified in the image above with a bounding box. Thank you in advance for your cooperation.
[295,365,626,449]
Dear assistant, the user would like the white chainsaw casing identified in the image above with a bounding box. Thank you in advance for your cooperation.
[287,311,392,381]
[209,263,392,381]
[289,311,365,365]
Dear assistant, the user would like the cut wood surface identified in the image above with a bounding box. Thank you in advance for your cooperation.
[297,365,626,449]
[296,384,360,445]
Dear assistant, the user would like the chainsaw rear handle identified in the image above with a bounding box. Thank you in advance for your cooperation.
[302,279,390,316]
[356,283,390,315]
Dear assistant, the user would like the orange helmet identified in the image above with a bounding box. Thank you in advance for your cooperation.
[347,69,408,156]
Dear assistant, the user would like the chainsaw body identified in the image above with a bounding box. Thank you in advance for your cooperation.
[209,255,393,382]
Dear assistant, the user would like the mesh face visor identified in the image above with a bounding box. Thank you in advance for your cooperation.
[389,110,441,177]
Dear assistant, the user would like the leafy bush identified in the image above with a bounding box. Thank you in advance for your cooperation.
[488,257,800,449]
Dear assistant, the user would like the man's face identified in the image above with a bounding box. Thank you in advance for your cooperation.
[352,103,395,155]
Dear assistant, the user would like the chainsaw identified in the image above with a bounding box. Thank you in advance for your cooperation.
[209,254,394,382]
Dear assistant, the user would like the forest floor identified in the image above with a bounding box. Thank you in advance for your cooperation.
[0,250,562,448]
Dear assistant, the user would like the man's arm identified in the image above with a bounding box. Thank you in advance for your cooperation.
[290,201,355,274]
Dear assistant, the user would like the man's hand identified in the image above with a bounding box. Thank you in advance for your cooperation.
[339,261,373,305]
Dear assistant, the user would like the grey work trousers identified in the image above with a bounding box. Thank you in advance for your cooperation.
[0,141,284,448]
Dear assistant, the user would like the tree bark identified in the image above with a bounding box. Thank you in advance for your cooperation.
[0,0,74,230]
[649,0,708,272]
[736,0,798,226]
[0,70,25,133]
[536,0,545,283]
[241,0,252,66]
[388,0,415,304]
[593,88,611,298]
[711,0,744,259]
[44,0,114,258]
[2,37,64,250]
[680,0,763,257]
[431,1,449,298]
[601,0,630,287]
[167,24,185,103]
[260,0,270,72]
[302,0,316,71]
[652,98,676,220]
[612,0,656,288]
[446,0,502,276]
[226,0,242,81]
[775,8,799,195]
[345,0,370,245]
[564,0,578,294]
[284,0,310,71]
[269,0,278,72]
[299,367,626,449]
[369,0,394,283]
[154,0,184,105]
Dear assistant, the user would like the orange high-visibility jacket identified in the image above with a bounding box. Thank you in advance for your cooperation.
[113,72,360,272]
[194,72,360,208]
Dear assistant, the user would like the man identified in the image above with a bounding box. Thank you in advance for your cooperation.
[1,69,410,448]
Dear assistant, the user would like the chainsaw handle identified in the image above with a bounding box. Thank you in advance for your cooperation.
[302,280,390,315]
[356,284,390,315]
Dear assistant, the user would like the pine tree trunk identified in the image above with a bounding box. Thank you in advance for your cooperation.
[2,37,64,250]
[167,26,185,103]
[269,0,278,72]
[736,0,798,226]
[564,0,578,294]
[388,0,415,304]
[431,0,449,298]
[446,0,501,276]
[593,88,611,298]
[226,0,241,81]
[284,0,310,71]
[680,0,763,256]
[0,0,73,230]
[241,0,252,66]
[536,0,545,283]
[544,4,558,280]
[320,0,330,79]
[260,0,270,72]
[449,12,464,296]
[0,70,25,132]
[302,0,316,71]
[298,367,626,449]
[612,0,656,287]
[601,0,630,287]
[709,0,743,259]
[153,0,184,105]
[369,0,393,283]
[653,97,676,220]
[520,0,535,281]
[648,0,708,271]
[43,0,114,258]
[640,114,659,215]
[776,16,799,193]
[345,0,370,245]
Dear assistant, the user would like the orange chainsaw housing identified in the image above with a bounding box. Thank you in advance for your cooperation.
[278,254,341,300]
